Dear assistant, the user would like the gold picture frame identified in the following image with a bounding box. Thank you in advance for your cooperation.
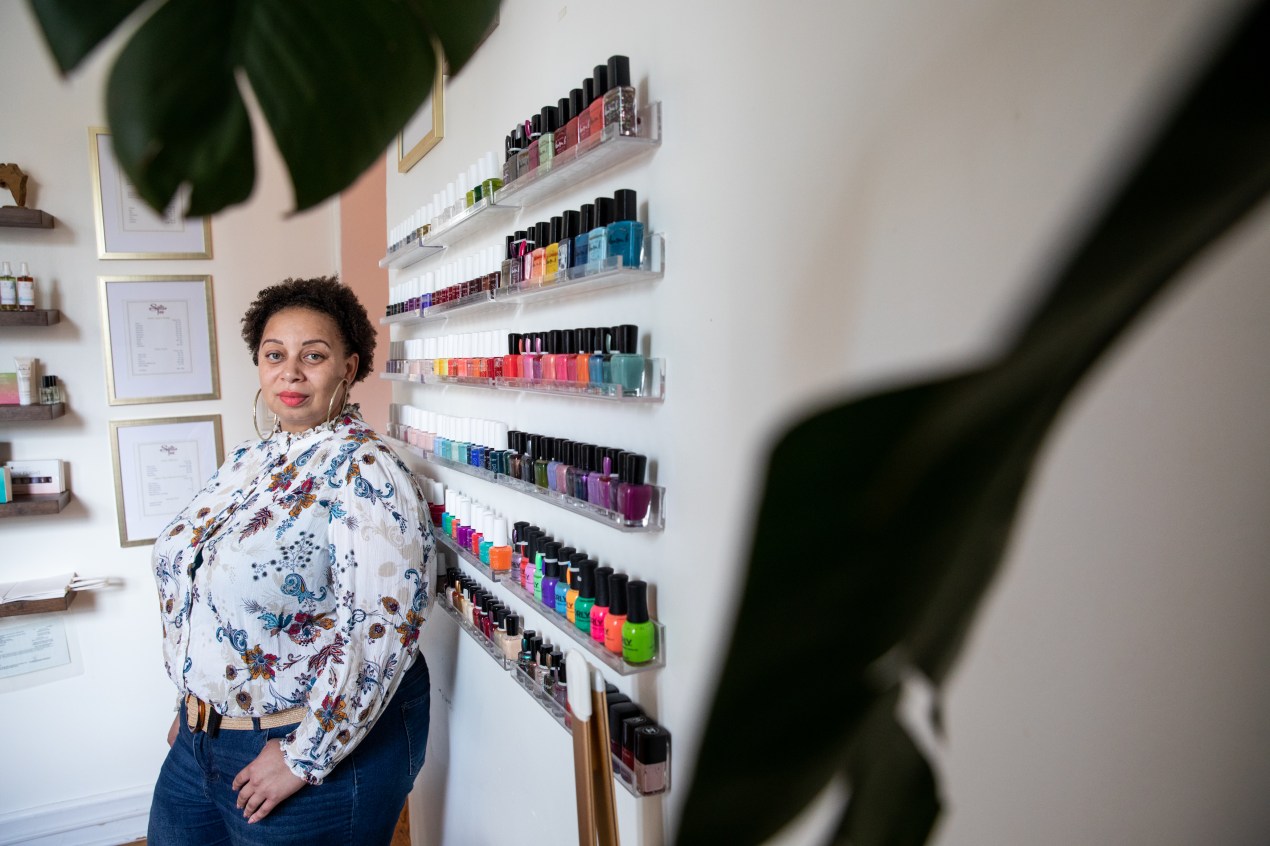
[397,66,447,173]
[109,414,224,547]
[100,275,221,405]
[89,126,213,259]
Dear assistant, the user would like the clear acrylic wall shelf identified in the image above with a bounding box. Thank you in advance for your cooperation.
[434,531,665,677]
[380,196,521,271]
[379,232,664,327]
[435,594,661,797]
[388,436,665,532]
[382,357,666,403]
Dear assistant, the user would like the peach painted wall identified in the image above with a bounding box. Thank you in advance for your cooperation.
[340,156,390,433]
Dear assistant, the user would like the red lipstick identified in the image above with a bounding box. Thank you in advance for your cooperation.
[278,392,308,407]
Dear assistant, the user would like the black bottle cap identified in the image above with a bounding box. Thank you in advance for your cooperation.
[621,452,647,485]
[577,327,594,355]
[608,573,629,616]
[557,656,568,684]
[594,566,613,607]
[582,77,595,106]
[613,189,637,223]
[562,209,582,242]
[529,113,542,139]
[563,328,577,355]
[558,546,576,566]
[557,96,572,124]
[508,128,524,153]
[551,329,565,356]
[522,631,538,651]
[505,614,521,637]
[593,196,616,228]
[543,541,561,563]
[614,323,638,355]
[504,133,514,159]
[537,643,552,665]
[626,579,649,624]
[634,725,670,765]
[513,520,529,540]
[570,87,585,117]
[609,702,642,744]
[578,203,595,233]
[621,714,651,751]
[505,234,515,259]
[540,105,559,133]
[592,64,610,97]
[579,560,597,599]
[550,216,563,245]
[569,551,588,568]
[508,333,521,356]
[551,648,563,668]
[606,693,631,710]
[607,55,631,89]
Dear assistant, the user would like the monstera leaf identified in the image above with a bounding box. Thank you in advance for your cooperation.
[29,0,500,214]
[676,4,1270,845]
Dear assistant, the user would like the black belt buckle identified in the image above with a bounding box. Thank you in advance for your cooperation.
[206,708,222,738]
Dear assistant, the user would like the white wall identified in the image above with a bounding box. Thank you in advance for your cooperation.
[389,1,1269,845]
[0,2,338,835]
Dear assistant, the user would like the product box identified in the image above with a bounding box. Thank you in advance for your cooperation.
[0,466,11,503]
[4,459,66,495]
[0,373,18,405]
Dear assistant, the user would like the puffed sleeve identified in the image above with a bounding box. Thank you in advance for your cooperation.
[278,441,434,783]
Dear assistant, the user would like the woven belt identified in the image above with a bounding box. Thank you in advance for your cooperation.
[184,693,306,736]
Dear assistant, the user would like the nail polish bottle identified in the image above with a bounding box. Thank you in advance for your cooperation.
[587,451,609,506]
[527,114,542,172]
[573,203,594,269]
[561,330,580,381]
[554,557,571,617]
[588,326,612,385]
[574,560,598,632]
[574,328,593,383]
[554,96,573,158]
[590,565,613,643]
[554,653,569,710]
[598,448,625,511]
[565,559,583,624]
[521,532,538,591]
[616,452,653,523]
[576,76,596,146]
[603,573,628,654]
[530,221,548,282]
[564,443,587,497]
[558,209,580,276]
[621,580,655,664]
[514,125,532,182]
[534,437,552,488]
[608,323,646,394]
[587,196,616,275]
[584,63,609,146]
[489,517,512,574]
[615,714,651,783]
[603,55,637,137]
[545,216,563,279]
[535,643,552,688]
[497,614,520,664]
[634,726,671,795]
[557,440,577,491]
[546,649,563,698]
[537,105,558,174]
[536,541,558,602]
[541,559,559,609]
[518,632,540,674]
[606,189,644,270]
[503,131,521,185]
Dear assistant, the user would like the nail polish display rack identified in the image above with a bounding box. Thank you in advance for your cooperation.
[435,596,662,797]
[380,102,662,273]
[380,233,665,326]
[381,357,666,403]
[434,531,665,675]
[388,436,665,532]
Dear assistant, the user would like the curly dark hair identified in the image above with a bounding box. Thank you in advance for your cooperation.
[240,275,376,383]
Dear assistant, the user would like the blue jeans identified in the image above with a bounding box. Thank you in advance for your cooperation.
[148,657,430,846]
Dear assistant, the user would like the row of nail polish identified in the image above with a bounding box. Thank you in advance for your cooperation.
[439,570,670,795]
[386,324,650,392]
[386,152,504,255]
[389,405,657,524]
[385,245,503,316]
[500,189,644,291]
[501,54,637,189]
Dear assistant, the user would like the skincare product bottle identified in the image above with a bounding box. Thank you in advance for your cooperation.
[0,262,15,311]
[15,263,35,311]
[41,375,62,404]
[14,357,36,406]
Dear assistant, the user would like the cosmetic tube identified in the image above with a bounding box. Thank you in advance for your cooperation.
[14,357,35,405]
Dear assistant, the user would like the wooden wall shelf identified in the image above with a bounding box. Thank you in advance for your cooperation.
[0,207,55,228]
[0,403,65,421]
[0,491,71,518]
[0,309,61,326]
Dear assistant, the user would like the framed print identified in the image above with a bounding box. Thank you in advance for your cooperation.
[100,275,220,405]
[397,66,446,173]
[109,415,224,547]
[89,127,212,259]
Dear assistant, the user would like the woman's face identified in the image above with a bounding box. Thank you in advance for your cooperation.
[258,307,359,433]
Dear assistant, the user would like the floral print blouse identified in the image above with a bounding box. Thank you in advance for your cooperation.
[151,406,434,784]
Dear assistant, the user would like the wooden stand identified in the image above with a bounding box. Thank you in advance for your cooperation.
[0,206,54,229]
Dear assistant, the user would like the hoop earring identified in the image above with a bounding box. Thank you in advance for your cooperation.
[252,388,279,441]
[325,378,350,432]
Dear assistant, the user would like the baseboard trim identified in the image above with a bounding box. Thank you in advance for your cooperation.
[0,786,150,846]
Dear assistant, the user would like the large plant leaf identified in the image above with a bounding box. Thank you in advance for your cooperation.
[675,4,1270,845]
[29,0,145,73]
[28,0,501,214]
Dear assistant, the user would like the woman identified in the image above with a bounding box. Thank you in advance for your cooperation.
[148,276,434,845]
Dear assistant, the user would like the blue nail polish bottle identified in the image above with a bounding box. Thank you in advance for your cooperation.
[608,324,646,394]
[574,203,594,269]
[605,189,644,270]
[587,197,616,275]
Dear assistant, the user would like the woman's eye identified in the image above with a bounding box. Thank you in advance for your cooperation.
[264,351,283,361]
[305,353,326,362]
